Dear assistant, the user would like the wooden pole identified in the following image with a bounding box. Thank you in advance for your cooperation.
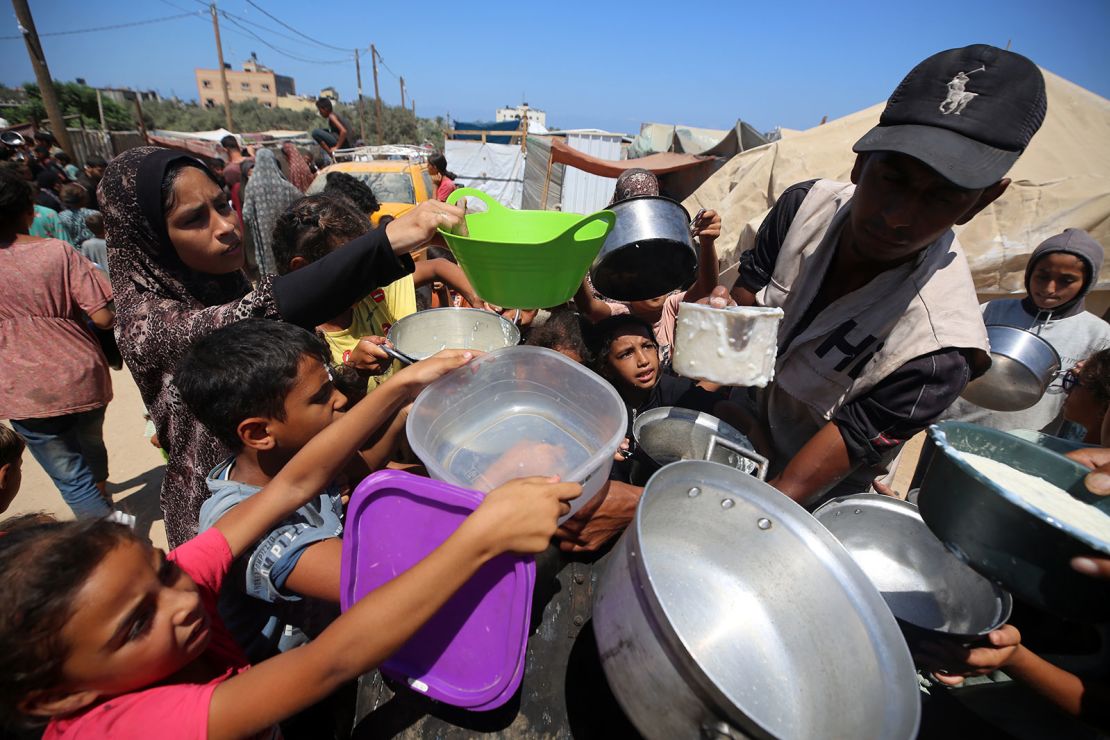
[400,76,406,111]
[210,2,234,131]
[411,98,415,117]
[354,48,367,144]
[541,152,553,210]
[11,0,74,159]
[95,88,107,131]
[133,96,148,144]
[370,44,383,144]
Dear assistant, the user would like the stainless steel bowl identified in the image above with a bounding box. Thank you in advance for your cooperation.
[589,195,697,301]
[961,325,1061,411]
[630,406,767,485]
[593,461,921,740]
[386,307,520,361]
[918,422,1110,621]
[814,494,1012,642]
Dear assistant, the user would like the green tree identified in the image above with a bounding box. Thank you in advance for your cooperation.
[10,81,132,130]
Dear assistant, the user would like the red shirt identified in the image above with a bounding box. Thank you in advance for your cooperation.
[44,529,272,740]
[436,176,457,202]
[0,238,113,420]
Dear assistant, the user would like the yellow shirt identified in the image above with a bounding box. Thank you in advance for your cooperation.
[321,274,417,391]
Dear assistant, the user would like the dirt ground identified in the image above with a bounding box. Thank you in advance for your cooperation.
[5,367,168,550]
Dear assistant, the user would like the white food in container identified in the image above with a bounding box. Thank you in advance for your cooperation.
[672,303,783,387]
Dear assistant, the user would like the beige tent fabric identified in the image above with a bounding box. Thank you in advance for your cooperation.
[685,70,1110,295]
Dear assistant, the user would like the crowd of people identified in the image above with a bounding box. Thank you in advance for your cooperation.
[0,43,1108,739]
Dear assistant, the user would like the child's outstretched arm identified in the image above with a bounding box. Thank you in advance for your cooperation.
[212,349,477,558]
[208,475,581,740]
[412,257,484,309]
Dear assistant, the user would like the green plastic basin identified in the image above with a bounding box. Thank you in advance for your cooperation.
[438,188,615,309]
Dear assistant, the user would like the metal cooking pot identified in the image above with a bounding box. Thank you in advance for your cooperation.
[961,325,1061,411]
[385,307,520,362]
[629,406,767,486]
[918,422,1110,622]
[589,196,697,301]
[593,461,921,740]
[814,494,1012,645]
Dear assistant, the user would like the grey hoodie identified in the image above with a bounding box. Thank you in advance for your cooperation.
[1020,227,1104,323]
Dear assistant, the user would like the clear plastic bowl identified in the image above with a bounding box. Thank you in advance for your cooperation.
[407,346,628,518]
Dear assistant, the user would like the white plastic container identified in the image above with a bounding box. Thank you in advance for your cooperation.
[672,303,783,387]
[407,346,628,519]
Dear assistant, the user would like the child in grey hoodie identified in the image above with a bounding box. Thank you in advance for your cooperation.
[948,228,1110,435]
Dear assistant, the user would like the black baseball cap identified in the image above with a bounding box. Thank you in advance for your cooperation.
[854,44,1046,190]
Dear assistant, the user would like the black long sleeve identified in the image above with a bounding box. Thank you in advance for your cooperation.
[272,227,415,329]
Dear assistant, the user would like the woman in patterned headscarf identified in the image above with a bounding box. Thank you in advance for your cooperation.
[282,141,314,192]
[102,146,461,546]
[609,167,659,204]
[242,149,303,277]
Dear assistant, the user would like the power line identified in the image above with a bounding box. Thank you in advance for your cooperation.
[0,12,198,40]
[218,11,349,65]
[220,7,339,53]
[242,0,349,52]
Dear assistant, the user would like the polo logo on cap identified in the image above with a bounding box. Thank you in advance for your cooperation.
[939,66,985,115]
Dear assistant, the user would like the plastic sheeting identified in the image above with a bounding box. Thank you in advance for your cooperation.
[444,139,525,208]
[522,136,564,211]
[684,69,1110,297]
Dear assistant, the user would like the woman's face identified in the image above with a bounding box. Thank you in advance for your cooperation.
[165,166,243,274]
[606,327,660,392]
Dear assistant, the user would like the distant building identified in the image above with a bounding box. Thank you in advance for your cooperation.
[276,96,318,112]
[495,103,546,129]
[319,87,339,101]
[95,87,161,106]
[195,53,296,109]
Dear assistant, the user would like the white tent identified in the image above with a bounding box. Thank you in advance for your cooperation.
[684,70,1110,304]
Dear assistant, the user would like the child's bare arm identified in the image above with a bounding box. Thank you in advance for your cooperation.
[412,258,483,307]
[684,209,722,304]
[207,476,581,740]
[573,277,614,322]
[282,538,344,602]
[213,350,477,558]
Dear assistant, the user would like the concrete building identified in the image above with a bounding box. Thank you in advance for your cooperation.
[195,53,296,109]
[496,103,546,129]
[319,87,339,101]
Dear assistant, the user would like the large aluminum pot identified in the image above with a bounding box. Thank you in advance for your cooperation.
[960,325,1061,411]
[814,494,1012,646]
[918,422,1110,621]
[593,461,921,740]
[629,406,767,486]
[386,307,520,361]
[589,195,697,301]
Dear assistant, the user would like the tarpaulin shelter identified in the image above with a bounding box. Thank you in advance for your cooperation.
[628,121,768,159]
[684,69,1110,308]
[444,139,525,208]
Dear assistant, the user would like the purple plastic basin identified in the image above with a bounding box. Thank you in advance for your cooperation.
[340,470,534,711]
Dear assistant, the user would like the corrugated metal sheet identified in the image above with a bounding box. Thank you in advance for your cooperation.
[560,133,622,214]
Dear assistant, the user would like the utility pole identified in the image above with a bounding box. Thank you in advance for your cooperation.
[133,96,149,144]
[210,2,234,131]
[411,99,415,117]
[95,88,106,131]
[354,48,366,144]
[12,0,74,159]
[370,43,383,144]
[400,76,406,111]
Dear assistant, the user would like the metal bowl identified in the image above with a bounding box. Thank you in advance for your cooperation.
[589,195,697,301]
[814,494,1012,642]
[386,307,520,361]
[629,406,767,485]
[960,325,1061,411]
[593,461,920,740]
[918,422,1110,621]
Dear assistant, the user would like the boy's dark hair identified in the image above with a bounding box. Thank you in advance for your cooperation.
[586,314,658,378]
[323,171,380,215]
[84,211,104,235]
[0,166,35,233]
[59,182,86,209]
[36,170,60,190]
[220,134,238,150]
[54,151,71,165]
[0,426,24,468]
[316,97,333,112]
[1079,349,1110,408]
[175,319,331,449]
[84,155,107,169]
[526,307,592,363]
[271,194,369,275]
[0,517,141,725]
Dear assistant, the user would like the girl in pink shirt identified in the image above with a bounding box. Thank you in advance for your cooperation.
[0,352,580,740]
[428,153,458,201]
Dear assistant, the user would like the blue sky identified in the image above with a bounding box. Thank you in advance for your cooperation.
[2,0,1108,135]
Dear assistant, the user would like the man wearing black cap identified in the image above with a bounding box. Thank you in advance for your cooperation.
[726,44,1048,506]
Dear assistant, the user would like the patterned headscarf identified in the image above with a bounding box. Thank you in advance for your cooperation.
[283,141,314,192]
[610,168,660,204]
[102,146,281,546]
[242,149,304,276]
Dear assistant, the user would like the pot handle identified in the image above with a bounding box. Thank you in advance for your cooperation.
[705,434,768,480]
[380,344,417,366]
[446,187,505,213]
[562,209,617,243]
